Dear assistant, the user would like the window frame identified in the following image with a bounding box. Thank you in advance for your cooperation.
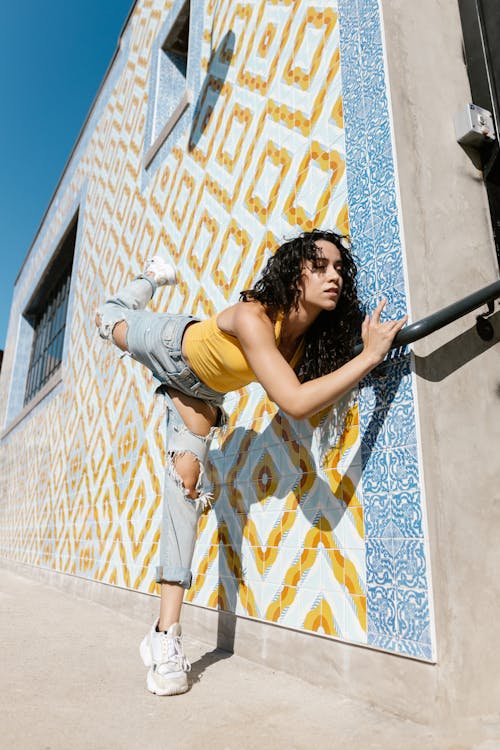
[143,0,203,171]
[2,211,79,436]
[23,265,73,406]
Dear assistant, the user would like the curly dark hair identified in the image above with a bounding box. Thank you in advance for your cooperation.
[240,229,363,382]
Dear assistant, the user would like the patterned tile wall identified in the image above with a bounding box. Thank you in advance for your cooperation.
[0,0,434,660]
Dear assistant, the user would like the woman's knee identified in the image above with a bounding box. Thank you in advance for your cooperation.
[110,320,128,351]
[168,450,213,511]
[95,307,129,351]
[171,452,202,499]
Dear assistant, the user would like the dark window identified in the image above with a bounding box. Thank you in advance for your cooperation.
[162,0,190,77]
[23,217,77,405]
[144,0,192,167]
[458,0,500,269]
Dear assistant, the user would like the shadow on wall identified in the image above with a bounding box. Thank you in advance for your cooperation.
[190,354,408,657]
[187,313,500,670]
[413,310,500,387]
[208,416,346,654]
[188,30,236,152]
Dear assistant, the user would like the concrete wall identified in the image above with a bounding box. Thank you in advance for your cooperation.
[0,0,499,734]
[379,0,500,726]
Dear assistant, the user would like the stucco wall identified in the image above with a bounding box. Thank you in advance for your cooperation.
[379,0,500,725]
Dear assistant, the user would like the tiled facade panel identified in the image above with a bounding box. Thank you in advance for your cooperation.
[0,0,433,659]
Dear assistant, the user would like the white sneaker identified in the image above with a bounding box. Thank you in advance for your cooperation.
[142,256,177,286]
[140,621,191,696]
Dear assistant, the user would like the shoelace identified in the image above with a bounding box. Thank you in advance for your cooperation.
[160,634,191,672]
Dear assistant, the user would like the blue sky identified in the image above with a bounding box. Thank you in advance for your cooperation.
[0,0,133,350]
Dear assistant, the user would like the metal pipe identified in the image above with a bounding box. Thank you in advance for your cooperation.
[353,279,500,356]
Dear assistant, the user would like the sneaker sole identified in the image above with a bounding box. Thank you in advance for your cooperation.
[146,668,189,696]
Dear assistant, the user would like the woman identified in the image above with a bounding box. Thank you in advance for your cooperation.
[96,229,407,696]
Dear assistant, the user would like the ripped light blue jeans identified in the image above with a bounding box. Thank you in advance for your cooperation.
[97,277,226,589]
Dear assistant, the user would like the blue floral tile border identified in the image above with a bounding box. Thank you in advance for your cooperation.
[338,0,435,660]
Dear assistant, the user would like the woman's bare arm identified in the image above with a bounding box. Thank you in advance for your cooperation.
[233,301,407,420]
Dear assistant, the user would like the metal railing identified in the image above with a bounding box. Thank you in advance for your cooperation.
[353,279,500,356]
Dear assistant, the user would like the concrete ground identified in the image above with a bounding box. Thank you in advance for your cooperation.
[0,567,495,750]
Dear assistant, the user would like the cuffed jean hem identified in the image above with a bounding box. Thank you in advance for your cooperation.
[156,565,192,589]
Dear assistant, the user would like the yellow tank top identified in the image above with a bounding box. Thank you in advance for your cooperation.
[183,313,303,393]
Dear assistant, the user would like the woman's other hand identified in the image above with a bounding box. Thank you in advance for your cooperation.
[361,299,408,366]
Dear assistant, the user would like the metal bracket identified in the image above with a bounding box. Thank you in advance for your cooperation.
[455,104,496,169]
[475,300,495,341]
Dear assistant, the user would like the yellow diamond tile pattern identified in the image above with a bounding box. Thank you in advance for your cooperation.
[0,0,365,643]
